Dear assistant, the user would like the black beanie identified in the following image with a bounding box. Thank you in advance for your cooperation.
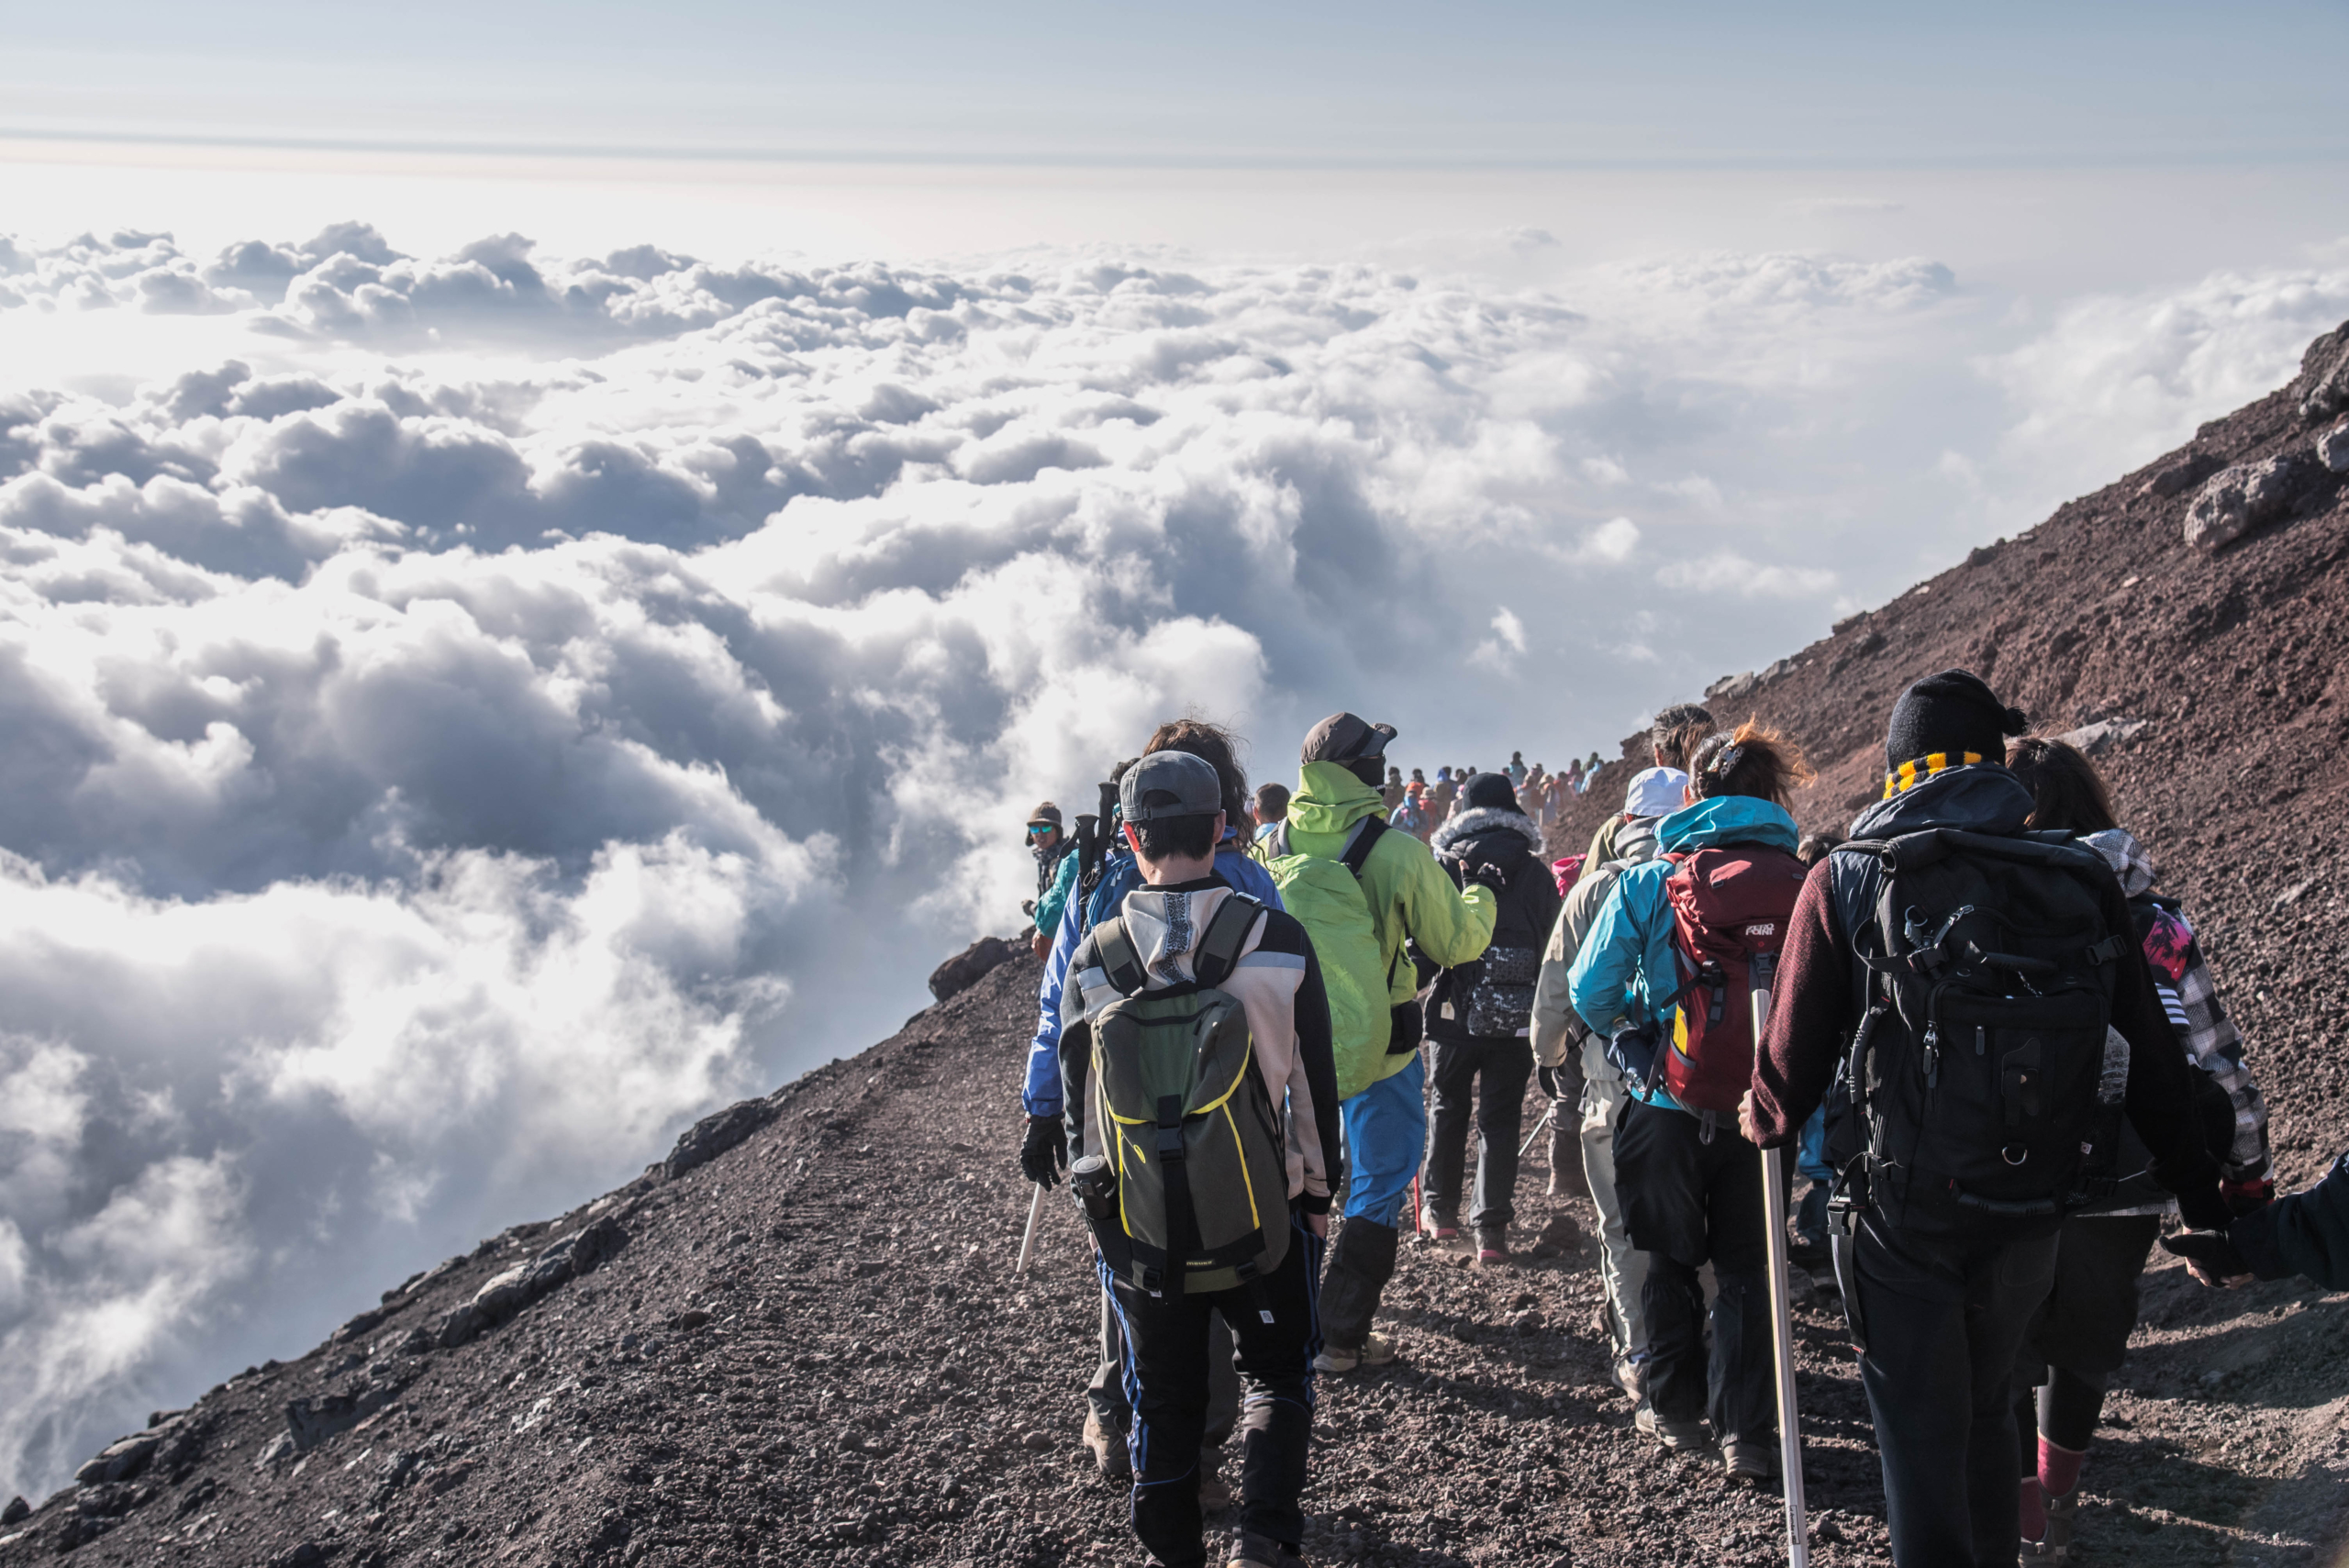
[1885,669,2028,769]
[1460,772,1518,811]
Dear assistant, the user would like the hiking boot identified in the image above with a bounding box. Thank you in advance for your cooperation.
[1419,1205,1458,1241]
[1723,1438,1776,1484]
[1312,1330,1398,1373]
[1612,1354,1648,1404]
[1634,1403,1712,1453]
[1227,1530,1307,1568]
[1475,1229,1510,1265]
[1197,1451,1234,1513]
[1083,1408,1130,1482]
[1547,1152,1590,1200]
[2039,1486,2077,1562]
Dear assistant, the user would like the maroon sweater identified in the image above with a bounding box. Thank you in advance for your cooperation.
[1750,854,2227,1229]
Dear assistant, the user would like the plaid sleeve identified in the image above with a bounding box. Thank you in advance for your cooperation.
[2158,910,2271,1182]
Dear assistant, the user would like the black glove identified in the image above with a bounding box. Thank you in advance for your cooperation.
[1465,860,1508,893]
[1019,1115,1067,1187]
[1537,1064,1562,1100]
[2176,1182,2235,1235]
[2160,1229,2253,1284]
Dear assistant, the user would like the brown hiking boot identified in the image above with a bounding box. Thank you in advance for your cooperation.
[1227,1530,1308,1568]
[1198,1448,1233,1512]
[1083,1408,1130,1482]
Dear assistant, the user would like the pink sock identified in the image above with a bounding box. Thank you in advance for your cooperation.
[2039,1437,2085,1498]
[2019,1477,2046,1540]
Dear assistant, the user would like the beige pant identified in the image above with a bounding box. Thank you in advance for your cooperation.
[1578,1037,1651,1361]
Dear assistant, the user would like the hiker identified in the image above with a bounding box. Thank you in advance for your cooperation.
[1576,704,1710,880]
[1431,766,1457,822]
[1419,773,1564,1262]
[1029,803,1074,959]
[1529,764,1686,1403]
[2165,1147,2348,1291]
[1999,736,2274,1561]
[1386,782,1431,841]
[1380,766,1407,812]
[1022,725,1286,1499]
[1057,749,1341,1568]
[1252,782,1291,834]
[1742,670,2233,1568]
[1506,751,1529,786]
[1260,713,1497,1373]
[1569,727,1812,1480]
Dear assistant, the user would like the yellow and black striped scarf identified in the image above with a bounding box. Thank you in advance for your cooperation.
[1882,751,1983,800]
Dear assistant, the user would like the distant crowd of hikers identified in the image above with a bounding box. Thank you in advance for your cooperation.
[1008,674,2347,1568]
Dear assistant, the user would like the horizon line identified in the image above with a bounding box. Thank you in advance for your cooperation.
[6,126,2349,177]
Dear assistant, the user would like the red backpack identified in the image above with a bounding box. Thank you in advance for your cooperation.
[1657,844,1809,1112]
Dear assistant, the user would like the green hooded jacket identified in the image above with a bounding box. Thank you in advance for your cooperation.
[1282,762,1497,1086]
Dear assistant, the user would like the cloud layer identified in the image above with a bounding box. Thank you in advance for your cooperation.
[1,221,2343,1498]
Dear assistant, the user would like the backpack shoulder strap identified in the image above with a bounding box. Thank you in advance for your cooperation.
[1263,821,1289,860]
[1339,814,1386,879]
[1093,917,1149,997]
[1192,895,1263,989]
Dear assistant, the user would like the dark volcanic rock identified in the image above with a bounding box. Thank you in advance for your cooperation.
[926,933,1021,1001]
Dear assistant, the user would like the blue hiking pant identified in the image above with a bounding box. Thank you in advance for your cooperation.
[1341,1053,1427,1225]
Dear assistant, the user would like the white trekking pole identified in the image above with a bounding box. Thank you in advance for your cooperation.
[1517,1099,1557,1160]
[1016,1183,1046,1276]
[1753,954,1809,1567]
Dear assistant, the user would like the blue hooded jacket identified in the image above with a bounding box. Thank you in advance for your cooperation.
[1019,832,1283,1118]
[1566,795,1800,1117]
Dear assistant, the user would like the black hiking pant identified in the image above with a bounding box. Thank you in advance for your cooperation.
[1837,1216,2059,1568]
[1091,1285,1240,1447]
[1616,1099,1773,1445]
[1101,1214,1325,1568]
[1422,1035,1534,1232]
[2011,1213,2163,1462]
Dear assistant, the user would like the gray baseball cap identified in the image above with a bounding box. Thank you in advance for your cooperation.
[1119,751,1223,822]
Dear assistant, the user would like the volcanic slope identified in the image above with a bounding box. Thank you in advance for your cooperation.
[9,332,2349,1568]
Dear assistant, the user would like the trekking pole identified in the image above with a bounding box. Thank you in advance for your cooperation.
[1517,1100,1556,1160]
[1751,954,1808,1567]
[1015,1182,1045,1276]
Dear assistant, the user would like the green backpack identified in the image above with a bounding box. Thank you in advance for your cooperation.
[1262,817,1396,1100]
[1082,894,1291,1296]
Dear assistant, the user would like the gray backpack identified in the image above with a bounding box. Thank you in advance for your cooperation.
[1075,895,1289,1296]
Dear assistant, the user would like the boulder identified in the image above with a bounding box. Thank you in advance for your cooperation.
[72,1429,163,1486]
[1707,671,1758,702]
[2295,324,2349,423]
[2058,717,2149,756]
[2321,418,2349,473]
[2184,457,2310,551]
[927,935,1020,1003]
[2138,452,2217,499]
[0,1496,26,1526]
[663,1100,777,1181]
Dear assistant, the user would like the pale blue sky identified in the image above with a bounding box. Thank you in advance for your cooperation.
[8,1,2348,165]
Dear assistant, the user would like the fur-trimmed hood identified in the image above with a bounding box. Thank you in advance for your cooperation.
[1431,804,1544,861]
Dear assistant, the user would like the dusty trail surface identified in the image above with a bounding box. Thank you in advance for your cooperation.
[9,331,2349,1568]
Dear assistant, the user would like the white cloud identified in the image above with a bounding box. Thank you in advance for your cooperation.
[1654,550,1840,599]
[0,223,2339,1497]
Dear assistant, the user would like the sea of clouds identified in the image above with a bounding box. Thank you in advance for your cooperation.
[1,220,2343,1498]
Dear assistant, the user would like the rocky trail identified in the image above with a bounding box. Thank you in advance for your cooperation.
[8,331,2349,1568]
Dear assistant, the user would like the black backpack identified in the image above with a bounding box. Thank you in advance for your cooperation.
[1830,828,2134,1238]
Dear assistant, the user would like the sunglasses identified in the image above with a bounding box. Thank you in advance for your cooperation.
[1027,824,1056,836]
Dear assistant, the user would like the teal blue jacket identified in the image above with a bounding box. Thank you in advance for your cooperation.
[1565,795,1801,1113]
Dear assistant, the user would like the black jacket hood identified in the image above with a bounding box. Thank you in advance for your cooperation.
[1848,762,2034,840]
